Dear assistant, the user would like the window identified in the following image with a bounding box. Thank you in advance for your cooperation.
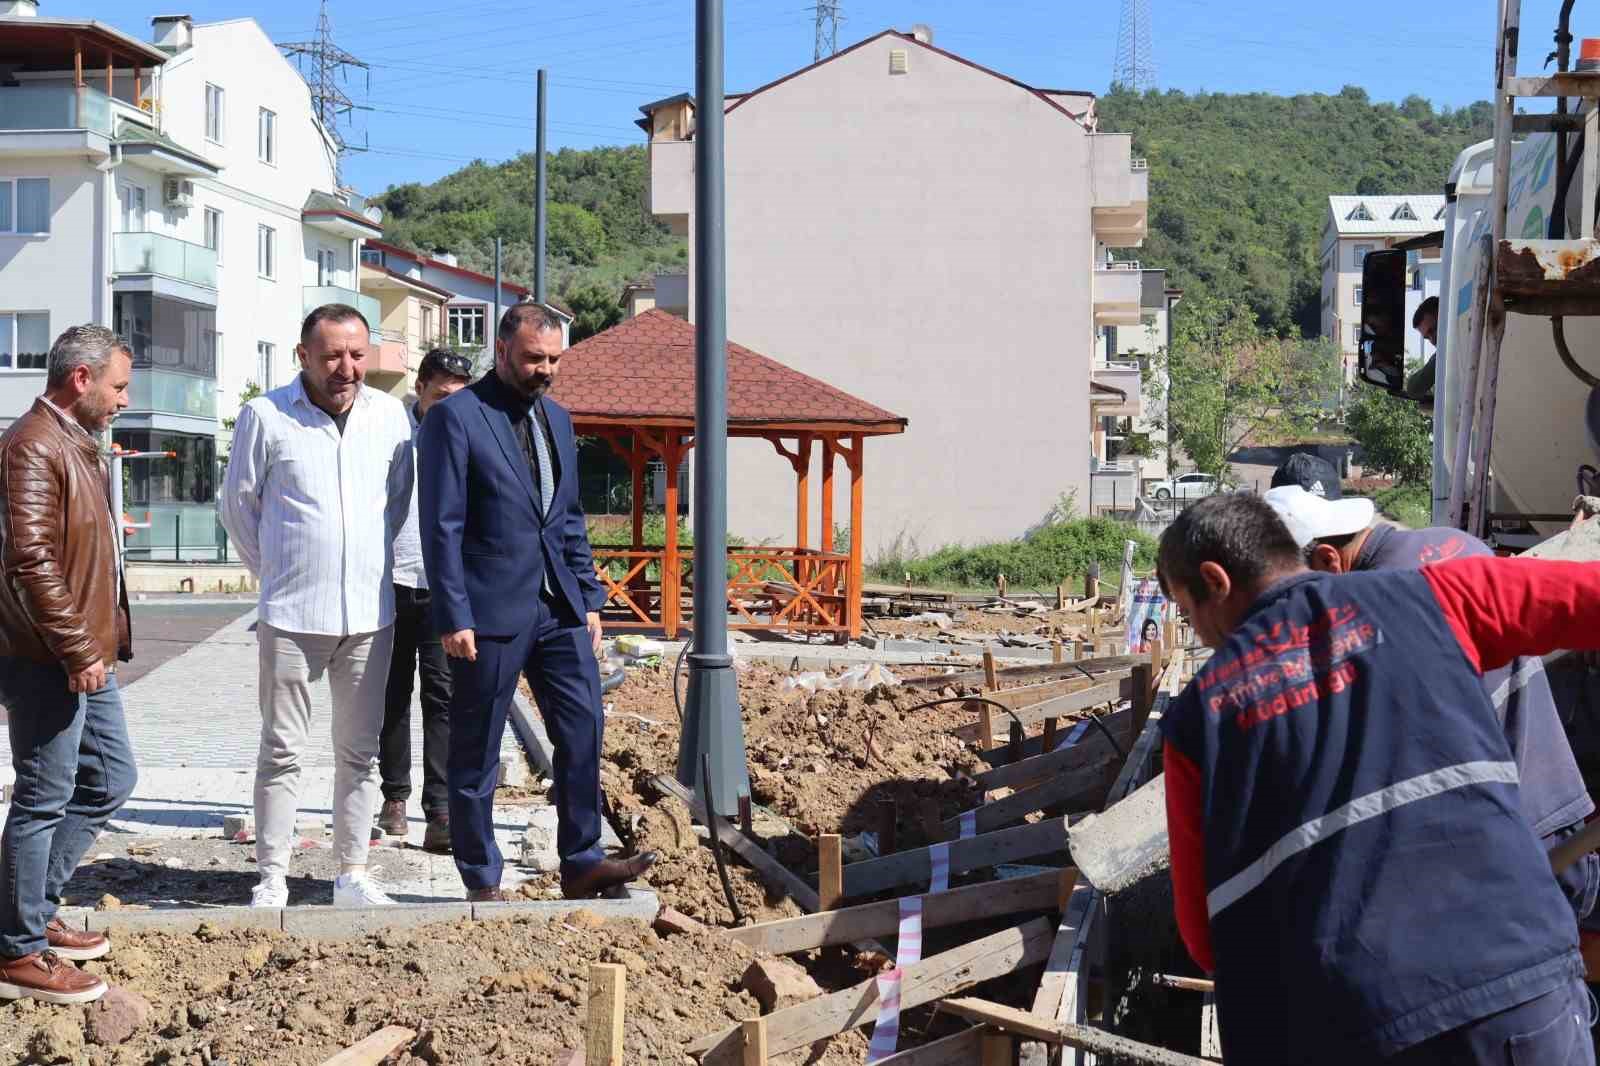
[204,83,225,143]
[203,207,223,264]
[1351,323,1362,346]
[256,341,275,390]
[114,293,217,377]
[421,305,436,347]
[257,108,276,164]
[1346,203,1374,222]
[1353,243,1374,268]
[256,224,275,279]
[0,312,49,371]
[1353,287,1363,306]
[112,430,216,506]
[118,184,145,233]
[360,247,384,266]
[316,248,336,287]
[448,305,486,348]
[0,178,51,235]
[1392,203,1418,221]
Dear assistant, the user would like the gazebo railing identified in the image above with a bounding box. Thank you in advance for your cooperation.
[591,545,853,637]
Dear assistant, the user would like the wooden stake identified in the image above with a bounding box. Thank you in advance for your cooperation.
[997,573,1008,599]
[1131,663,1155,741]
[981,1031,1012,1066]
[737,794,753,836]
[976,701,995,752]
[1151,637,1165,673]
[741,1016,769,1066]
[1041,717,1058,752]
[1057,582,1067,611]
[585,964,626,1066]
[982,648,998,690]
[818,833,843,911]
[1051,641,1063,664]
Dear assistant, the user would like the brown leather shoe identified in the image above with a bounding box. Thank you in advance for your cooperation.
[376,799,409,838]
[560,852,657,900]
[466,886,509,903]
[0,951,107,1005]
[422,813,452,854]
[45,919,109,962]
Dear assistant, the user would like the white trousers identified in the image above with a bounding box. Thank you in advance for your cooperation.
[254,623,393,881]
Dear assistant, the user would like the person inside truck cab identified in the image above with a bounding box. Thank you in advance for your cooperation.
[1404,296,1439,404]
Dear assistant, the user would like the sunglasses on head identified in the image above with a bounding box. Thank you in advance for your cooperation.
[433,352,473,378]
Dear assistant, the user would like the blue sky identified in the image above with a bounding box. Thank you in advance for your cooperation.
[67,1,1567,196]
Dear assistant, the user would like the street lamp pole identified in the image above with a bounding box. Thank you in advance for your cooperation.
[676,0,749,815]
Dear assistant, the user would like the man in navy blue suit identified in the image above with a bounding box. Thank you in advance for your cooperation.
[418,302,656,900]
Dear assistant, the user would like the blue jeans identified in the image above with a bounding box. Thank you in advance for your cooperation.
[0,659,136,958]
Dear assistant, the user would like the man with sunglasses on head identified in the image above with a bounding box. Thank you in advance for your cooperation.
[376,349,474,853]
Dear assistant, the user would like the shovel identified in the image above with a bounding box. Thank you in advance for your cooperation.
[1067,772,1169,894]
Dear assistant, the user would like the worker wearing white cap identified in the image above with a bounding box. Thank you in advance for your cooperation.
[1263,483,1598,923]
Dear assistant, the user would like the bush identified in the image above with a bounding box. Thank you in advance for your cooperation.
[869,517,1157,592]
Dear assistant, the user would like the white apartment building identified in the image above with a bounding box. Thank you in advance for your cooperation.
[1091,268,1181,506]
[1322,194,1446,380]
[640,29,1147,552]
[0,3,380,559]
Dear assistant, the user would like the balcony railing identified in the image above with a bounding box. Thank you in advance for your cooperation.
[1104,260,1142,271]
[114,232,218,290]
[127,370,217,420]
[1131,158,1149,171]
[0,83,113,135]
[302,287,382,336]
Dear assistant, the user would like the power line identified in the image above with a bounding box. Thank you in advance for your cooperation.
[277,1,371,182]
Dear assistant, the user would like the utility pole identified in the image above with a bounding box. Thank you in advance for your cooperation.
[1111,0,1157,93]
[278,1,370,184]
[493,236,503,368]
[676,0,749,816]
[535,68,548,305]
[812,0,842,62]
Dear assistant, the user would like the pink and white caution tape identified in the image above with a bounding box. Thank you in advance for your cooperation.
[865,969,905,1062]
[960,809,977,839]
[929,842,951,893]
[896,896,924,966]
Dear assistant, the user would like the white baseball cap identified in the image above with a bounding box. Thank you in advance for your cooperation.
[1262,485,1376,548]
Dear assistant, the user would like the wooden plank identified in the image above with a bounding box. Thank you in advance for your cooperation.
[982,1032,1012,1066]
[724,869,1063,955]
[654,774,820,911]
[976,709,1135,769]
[903,653,1142,691]
[318,1027,417,1066]
[1029,882,1097,1030]
[942,758,1114,837]
[981,674,1110,712]
[585,963,626,1066]
[983,648,999,689]
[741,1017,767,1066]
[1105,695,1167,806]
[939,998,1215,1066]
[952,677,1131,741]
[972,710,1131,791]
[872,1027,982,1065]
[689,918,1057,1063]
[818,834,842,911]
[842,817,1070,898]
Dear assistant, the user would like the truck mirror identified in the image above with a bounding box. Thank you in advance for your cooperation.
[1358,249,1408,394]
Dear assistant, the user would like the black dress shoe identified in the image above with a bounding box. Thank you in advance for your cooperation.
[560,852,658,900]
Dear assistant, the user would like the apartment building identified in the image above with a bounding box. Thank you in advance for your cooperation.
[0,3,379,559]
[358,261,450,397]
[1091,268,1182,507]
[639,29,1147,551]
[360,240,571,359]
[1322,194,1445,379]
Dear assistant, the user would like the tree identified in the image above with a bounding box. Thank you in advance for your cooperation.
[563,281,624,343]
[1345,384,1432,484]
[221,381,262,434]
[1147,293,1339,484]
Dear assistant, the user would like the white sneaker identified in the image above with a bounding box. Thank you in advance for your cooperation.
[250,877,288,908]
[333,873,395,908]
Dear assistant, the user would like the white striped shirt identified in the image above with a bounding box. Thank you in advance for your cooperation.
[390,399,426,590]
[220,375,415,636]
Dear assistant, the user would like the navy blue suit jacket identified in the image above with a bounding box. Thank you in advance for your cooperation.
[417,373,606,639]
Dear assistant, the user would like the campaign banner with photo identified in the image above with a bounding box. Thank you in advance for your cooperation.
[1126,577,1168,655]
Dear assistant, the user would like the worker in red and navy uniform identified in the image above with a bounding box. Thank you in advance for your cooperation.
[1158,493,1597,1066]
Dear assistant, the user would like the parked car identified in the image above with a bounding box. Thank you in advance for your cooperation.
[1149,472,1217,501]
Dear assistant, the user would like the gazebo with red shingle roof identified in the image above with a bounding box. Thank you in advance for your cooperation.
[550,310,906,639]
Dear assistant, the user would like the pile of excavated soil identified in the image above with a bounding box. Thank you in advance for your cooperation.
[0,915,871,1066]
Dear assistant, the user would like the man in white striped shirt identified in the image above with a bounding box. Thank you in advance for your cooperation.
[220,304,414,909]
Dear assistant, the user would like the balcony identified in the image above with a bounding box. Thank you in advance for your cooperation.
[126,370,217,423]
[648,139,693,232]
[113,233,218,306]
[1092,359,1143,417]
[303,287,383,343]
[0,83,113,135]
[1090,134,1149,247]
[1094,263,1143,327]
[369,339,413,381]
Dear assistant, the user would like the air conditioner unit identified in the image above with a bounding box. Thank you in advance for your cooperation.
[163,178,195,209]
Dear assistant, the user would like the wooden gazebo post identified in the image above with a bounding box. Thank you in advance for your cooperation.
[835,435,865,638]
[661,434,683,639]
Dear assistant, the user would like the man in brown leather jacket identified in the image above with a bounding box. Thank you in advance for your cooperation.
[0,325,135,1006]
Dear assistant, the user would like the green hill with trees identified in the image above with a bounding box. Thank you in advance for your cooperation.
[370,86,1491,342]
[1095,86,1492,335]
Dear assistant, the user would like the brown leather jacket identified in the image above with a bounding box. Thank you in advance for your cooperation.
[0,399,130,674]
